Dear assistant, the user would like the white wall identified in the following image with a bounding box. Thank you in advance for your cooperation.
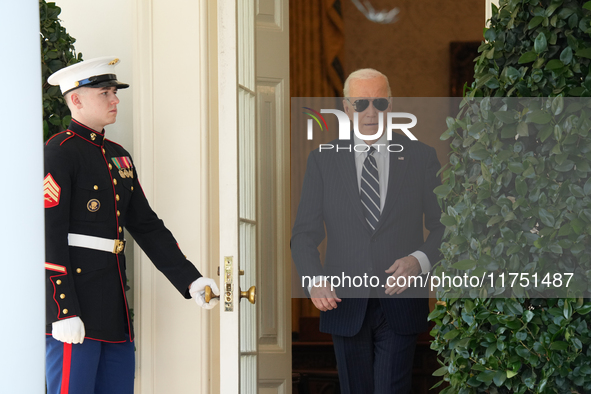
[57,0,134,151]
[0,1,45,392]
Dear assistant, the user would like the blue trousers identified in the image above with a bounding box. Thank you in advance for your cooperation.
[332,298,418,394]
[46,336,134,394]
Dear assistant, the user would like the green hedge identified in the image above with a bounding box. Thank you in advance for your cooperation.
[430,1,591,393]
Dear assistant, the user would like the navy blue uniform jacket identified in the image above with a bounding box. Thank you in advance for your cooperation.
[291,133,444,336]
[44,119,201,342]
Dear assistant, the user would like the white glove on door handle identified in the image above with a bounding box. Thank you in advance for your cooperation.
[190,277,220,310]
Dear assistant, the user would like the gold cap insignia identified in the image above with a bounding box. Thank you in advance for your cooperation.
[109,58,120,66]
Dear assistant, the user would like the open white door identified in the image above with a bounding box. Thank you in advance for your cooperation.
[217,0,291,393]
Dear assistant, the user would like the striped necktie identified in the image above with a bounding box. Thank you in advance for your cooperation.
[360,147,381,231]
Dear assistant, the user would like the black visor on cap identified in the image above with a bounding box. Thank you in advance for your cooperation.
[64,73,129,94]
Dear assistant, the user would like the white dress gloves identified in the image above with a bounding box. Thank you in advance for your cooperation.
[190,277,220,310]
[52,316,85,344]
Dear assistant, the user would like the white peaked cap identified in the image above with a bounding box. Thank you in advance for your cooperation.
[47,56,129,94]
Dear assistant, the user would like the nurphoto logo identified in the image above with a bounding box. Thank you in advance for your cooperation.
[302,106,419,152]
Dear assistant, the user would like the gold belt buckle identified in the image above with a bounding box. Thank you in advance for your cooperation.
[113,239,126,254]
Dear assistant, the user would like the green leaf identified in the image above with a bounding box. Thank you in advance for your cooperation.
[528,16,544,29]
[443,329,460,340]
[493,370,507,386]
[440,214,457,227]
[469,144,489,160]
[576,48,591,59]
[440,128,455,141]
[486,342,498,358]
[550,341,568,350]
[450,235,467,245]
[526,110,552,124]
[518,51,537,64]
[560,47,573,65]
[433,365,448,377]
[477,370,496,383]
[487,216,503,227]
[571,218,584,234]
[508,162,525,174]
[434,184,452,198]
[576,304,591,315]
[517,122,529,137]
[554,160,574,172]
[534,32,547,54]
[507,370,518,379]
[516,176,528,196]
[545,59,564,70]
[516,346,531,358]
[558,223,572,236]
[495,110,517,124]
[538,124,553,142]
[584,178,591,195]
[584,1,591,11]
[551,97,564,116]
[539,208,555,227]
[452,259,477,270]
[481,162,492,182]
[501,125,517,139]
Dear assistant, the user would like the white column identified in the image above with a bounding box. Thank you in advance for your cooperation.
[0,1,45,393]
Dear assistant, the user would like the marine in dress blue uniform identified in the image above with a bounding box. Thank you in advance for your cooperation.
[44,56,219,394]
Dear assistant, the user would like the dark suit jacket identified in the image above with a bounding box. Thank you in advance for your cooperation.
[291,132,444,336]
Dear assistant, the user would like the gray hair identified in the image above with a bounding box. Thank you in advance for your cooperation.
[343,68,392,97]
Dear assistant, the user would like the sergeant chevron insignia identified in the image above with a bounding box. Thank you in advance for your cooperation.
[44,173,61,208]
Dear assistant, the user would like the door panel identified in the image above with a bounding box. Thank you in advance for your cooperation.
[218,0,290,392]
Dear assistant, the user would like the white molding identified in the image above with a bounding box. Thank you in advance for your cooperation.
[132,0,156,392]
[218,0,241,392]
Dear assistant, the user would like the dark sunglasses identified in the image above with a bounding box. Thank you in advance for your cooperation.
[347,98,390,112]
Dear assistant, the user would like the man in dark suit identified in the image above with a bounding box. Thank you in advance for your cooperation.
[291,68,444,393]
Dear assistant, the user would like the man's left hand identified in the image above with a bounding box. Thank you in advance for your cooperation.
[384,256,421,295]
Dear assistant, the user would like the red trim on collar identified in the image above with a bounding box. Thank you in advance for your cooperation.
[68,130,101,147]
[71,119,105,136]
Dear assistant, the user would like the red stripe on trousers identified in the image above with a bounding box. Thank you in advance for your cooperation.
[61,343,72,394]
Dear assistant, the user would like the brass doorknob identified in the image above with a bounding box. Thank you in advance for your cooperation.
[240,286,256,304]
[204,285,220,304]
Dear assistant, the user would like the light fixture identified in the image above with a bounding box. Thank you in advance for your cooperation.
[350,0,400,24]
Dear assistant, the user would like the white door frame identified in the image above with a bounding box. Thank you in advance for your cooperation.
[217,0,241,392]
